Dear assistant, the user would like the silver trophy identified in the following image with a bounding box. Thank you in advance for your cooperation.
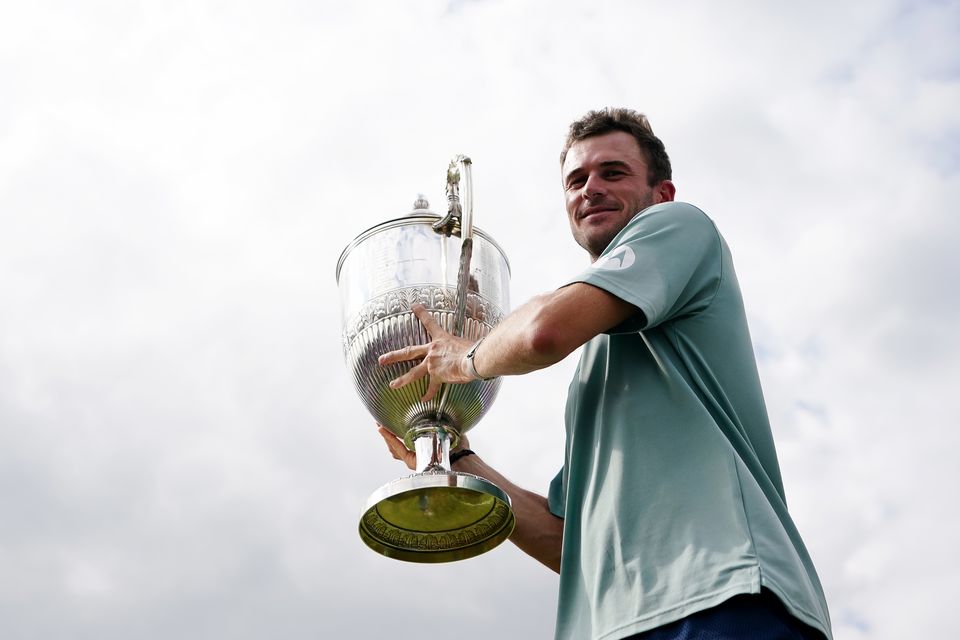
[335,156,515,562]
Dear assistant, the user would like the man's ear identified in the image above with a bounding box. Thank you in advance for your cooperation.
[656,180,677,203]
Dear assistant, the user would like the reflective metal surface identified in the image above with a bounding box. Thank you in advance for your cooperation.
[337,215,510,449]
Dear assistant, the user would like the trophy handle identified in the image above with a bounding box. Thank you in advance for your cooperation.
[432,154,473,239]
[452,154,474,243]
[433,156,477,425]
[432,154,475,335]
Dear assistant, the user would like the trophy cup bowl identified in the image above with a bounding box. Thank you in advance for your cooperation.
[335,164,515,562]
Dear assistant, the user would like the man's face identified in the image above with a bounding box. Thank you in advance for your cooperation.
[562,131,675,261]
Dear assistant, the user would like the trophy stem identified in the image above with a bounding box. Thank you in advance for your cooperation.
[358,422,515,564]
[413,427,451,473]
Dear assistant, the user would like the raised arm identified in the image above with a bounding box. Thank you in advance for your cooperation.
[376,284,638,569]
[379,281,639,399]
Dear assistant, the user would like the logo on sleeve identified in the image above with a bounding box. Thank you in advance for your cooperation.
[592,245,635,271]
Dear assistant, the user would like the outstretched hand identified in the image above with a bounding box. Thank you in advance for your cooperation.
[377,304,475,402]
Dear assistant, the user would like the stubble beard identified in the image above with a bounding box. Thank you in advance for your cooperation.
[577,193,656,261]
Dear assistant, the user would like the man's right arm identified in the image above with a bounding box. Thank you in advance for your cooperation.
[453,451,563,574]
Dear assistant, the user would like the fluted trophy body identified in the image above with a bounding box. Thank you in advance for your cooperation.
[337,217,508,446]
[335,160,515,562]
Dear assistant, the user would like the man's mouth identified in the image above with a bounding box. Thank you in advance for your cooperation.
[579,204,620,220]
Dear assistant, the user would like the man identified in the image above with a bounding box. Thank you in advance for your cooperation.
[378,108,832,639]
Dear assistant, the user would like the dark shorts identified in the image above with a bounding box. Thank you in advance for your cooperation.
[626,590,826,640]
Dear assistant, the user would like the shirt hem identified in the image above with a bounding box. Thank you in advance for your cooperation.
[591,579,761,640]
[758,581,833,640]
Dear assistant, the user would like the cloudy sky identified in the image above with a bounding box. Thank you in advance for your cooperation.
[1,0,958,638]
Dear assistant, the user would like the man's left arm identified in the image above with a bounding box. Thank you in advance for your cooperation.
[379,282,638,399]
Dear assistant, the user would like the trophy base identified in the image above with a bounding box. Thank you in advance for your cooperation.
[359,471,515,563]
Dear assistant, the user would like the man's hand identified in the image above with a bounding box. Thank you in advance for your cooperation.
[377,426,416,470]
[377,304,476,402]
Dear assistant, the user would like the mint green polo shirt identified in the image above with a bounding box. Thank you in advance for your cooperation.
[548,202,832,639]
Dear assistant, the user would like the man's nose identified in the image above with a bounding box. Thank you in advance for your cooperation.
[582,173,607,199]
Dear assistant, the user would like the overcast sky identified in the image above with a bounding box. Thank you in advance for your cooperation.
[1,1,958,638]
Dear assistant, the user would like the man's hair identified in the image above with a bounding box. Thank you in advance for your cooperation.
[560,108,672,186]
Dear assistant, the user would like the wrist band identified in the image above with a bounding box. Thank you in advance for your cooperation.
[465,337,493,381]
[449,449,475,465]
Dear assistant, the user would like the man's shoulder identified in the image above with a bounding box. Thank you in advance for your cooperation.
[611,201,720,251]
[628,201,714,229]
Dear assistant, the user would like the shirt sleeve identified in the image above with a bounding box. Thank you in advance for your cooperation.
[547,467,565,518]
[567,202,723,331]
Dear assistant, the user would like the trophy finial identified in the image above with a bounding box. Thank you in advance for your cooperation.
[412,194,430,211]
[433,155,472,236]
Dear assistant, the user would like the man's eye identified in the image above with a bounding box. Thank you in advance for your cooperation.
[604,170,624,179]
[567,178,585,189]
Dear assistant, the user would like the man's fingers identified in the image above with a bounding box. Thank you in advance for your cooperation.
[378,426,416,470]
[378,426,407,460]
[412,304,444,336]
[388,361,428,389]
[379,304,455,393]
[379,344,427,366]
[421,377,442,403]
[378,305,449,368]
